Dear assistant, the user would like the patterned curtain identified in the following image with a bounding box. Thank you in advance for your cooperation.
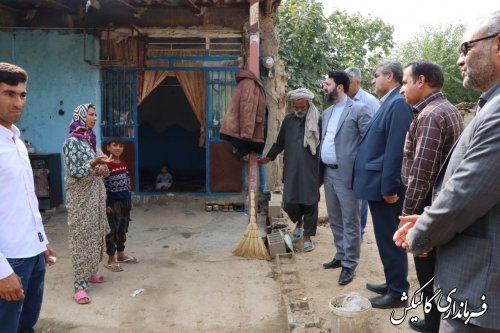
[130,45,206,147]
[137,70,173,105]
[175,71,206,147]
[106,37,171,106]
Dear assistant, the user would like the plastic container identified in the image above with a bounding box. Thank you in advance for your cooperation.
[329,292,371,333]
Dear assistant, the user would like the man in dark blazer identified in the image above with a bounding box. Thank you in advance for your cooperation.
[352,60,413,308]
[396,11,500,332]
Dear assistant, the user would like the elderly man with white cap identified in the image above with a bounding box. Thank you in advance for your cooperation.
[259,88,321,252]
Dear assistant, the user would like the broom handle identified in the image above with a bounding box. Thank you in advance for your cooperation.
[247,152,259,223]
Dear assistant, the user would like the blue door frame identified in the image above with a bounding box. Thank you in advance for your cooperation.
[101,54,242,195]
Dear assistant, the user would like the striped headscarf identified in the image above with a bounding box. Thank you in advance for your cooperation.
[68,103,97,152]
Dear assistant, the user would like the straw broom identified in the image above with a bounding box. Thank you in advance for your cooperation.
[233,190,271,260]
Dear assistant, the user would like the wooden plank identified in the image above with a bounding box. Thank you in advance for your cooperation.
[182,0,202,14]
[112,0,137,11]
[0,3,24,15]
[41,0,77,14]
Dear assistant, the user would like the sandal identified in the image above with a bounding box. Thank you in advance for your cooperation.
[74,290,90,304]
[117,256,138,264]
[104,263,123,272]
[89,274,105,283]
[293,227,303,239]
[303,241,315,252]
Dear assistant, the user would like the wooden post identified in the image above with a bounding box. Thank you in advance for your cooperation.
[248,0,260,218]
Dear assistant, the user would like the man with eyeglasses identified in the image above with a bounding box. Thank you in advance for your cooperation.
[395,11,500,333]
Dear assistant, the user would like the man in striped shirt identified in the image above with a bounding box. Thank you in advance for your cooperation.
[399,60,463,333]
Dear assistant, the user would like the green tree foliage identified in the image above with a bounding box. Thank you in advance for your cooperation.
[277,0,394,108]
[326,10,394,90]
[278,0,333,101]
[392,24,480,104]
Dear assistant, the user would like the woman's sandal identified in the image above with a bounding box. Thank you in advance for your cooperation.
[89,274,105,283]
[74,290,91,305]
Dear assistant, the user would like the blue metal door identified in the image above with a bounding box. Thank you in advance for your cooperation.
[206,69,243,193]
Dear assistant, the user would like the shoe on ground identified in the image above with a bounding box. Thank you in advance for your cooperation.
[409,319,425,332]
[366,282,388,295]
[323,258,342,269]
[292,227,303,239]
[338,267,355,285]
[370,293,408,309]
[303,241,315,252]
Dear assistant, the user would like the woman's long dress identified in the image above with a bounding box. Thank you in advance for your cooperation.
[62,137,109,287]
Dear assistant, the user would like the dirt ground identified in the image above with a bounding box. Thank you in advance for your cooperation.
[35,189,421,333]
[298,189,421,333]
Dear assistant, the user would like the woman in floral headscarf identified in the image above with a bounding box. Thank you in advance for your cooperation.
[62,103,111,304]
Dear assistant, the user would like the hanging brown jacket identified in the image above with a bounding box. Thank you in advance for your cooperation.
[220,70,267,143]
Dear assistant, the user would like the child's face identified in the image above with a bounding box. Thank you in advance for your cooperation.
[160,166,168,173]
[107,142,124,158]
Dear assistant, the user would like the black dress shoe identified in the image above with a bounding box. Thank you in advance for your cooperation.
[323,258,342,269]
[366,282,388,295]
[409,319,425,332]
[370,293,407,309]
[338,267,355,285]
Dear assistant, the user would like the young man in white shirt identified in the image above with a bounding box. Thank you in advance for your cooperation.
[0,62,56,333]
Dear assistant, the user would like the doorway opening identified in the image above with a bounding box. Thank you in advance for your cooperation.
[138,75,205,192]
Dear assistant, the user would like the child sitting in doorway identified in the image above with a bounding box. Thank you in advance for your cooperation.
[103,138,138,272]
[156,163,173,191]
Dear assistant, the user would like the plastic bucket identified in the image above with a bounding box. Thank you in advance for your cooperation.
[329,293,372,333]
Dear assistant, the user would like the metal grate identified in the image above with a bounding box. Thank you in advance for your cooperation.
[101,69,136,139]
[207,70,237,140]
[147,36,242,56]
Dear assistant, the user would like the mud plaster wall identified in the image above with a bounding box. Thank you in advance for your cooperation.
[260,9,286,190]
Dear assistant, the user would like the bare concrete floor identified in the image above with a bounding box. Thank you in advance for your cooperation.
[36,198,287,333]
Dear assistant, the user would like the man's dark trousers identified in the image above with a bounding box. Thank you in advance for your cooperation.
[368,185,409,297]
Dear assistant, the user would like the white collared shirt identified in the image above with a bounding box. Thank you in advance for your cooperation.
[0,124,48,279]
[353,88,380,114]
[380,86,399,104]
[321,96,348,165]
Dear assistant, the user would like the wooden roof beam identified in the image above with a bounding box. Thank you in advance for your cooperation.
[265,0,272,15]
[112,0,137,12]
[182,0,204,15]
[41,0,77,15]
[0,3,25,16]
